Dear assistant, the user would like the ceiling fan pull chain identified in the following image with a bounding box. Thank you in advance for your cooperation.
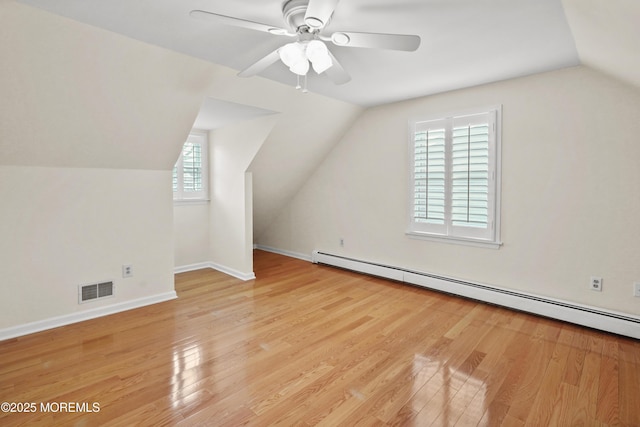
[296,74,302,90]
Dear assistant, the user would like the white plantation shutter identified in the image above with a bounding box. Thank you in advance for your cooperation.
[172,165,178,193]
[409,108,500,245]
[413,119,447,235]
[450,112,493,239]
[173,132,208,201]
[181,141,203,193]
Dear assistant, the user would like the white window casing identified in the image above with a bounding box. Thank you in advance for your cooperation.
[407,106,502,248]
[173,131,209,202]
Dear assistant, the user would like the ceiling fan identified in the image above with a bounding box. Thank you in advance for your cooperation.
[190,0,421,90]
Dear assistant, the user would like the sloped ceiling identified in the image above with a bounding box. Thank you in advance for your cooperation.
[562,0,640,90]
[16,0,582,107]
[0,1,210,170]
[6,0,640,244]
[192,98,278,131]
[1,1,362,242]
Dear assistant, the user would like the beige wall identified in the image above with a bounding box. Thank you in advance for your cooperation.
[173,202,210,268]
[209,117,278,276]
[258,66,640,316]
[0,2,212,331]
[0,166,175,329]
[0,0,360,332]
[0,1,210,170]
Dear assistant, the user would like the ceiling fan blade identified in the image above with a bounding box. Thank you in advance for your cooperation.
[238,49,281,77]
[330,31,421,51]
[324,51,351,85]
[304,0,340,29]
[190,10,293,36]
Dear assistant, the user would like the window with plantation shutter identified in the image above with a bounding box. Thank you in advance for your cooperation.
[408,107,501,247]
[173,131,209,202]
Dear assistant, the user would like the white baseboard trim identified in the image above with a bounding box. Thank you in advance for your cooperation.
[255,245,313,262]
[175,262,255,281]
[0,291,177,341]
[207,262,256,282]
[312,251,640,340]
[208,261,256,281]
[174,262,212,274]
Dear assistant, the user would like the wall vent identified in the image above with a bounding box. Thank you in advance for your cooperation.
[78,281,114,304]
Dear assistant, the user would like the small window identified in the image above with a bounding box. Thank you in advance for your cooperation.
[407,107,501,248]
[173,131,209,202]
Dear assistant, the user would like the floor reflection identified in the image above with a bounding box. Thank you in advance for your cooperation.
[412,353,488,425]
[171,344,203,408]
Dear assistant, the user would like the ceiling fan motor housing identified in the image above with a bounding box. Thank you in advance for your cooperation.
[283,0,329,33]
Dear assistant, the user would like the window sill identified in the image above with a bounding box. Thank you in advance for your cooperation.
[173,199,210,206]
[405,230,502,249]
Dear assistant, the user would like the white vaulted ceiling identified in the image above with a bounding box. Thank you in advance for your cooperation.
[8,0,640,242]
[16,0,586,107]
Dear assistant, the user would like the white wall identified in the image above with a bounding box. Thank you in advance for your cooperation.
[0,166,175,329]
[0,2,210,333]
[0,1,361,334]
[173,202,210,268]
[0,1,209,170]
[562,0,640,91]
[209,116,278,277]
[258,66,640,316]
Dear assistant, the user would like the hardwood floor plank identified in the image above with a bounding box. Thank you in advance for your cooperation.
[596,354,621,425]
[492,327,555,423]
[1,250,638,426]
[522,342,571,426]
[619,358,640,426]
[575,351,601,423]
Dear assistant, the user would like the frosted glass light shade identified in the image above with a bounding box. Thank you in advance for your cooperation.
[307,40,333,74]
[279,42,305,68]
[306,40,328,62]
[311,55,332,73]
[279,40,333,76]
[289,59,310,76]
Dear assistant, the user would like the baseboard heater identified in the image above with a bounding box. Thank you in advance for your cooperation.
[312,251,640,340]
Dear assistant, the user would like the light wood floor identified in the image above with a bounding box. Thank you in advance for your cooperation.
[1,250,639,426]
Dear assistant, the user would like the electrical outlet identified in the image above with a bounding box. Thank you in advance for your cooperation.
[590,276,603,292]
[634,282,640,297]
[122,264,133,278]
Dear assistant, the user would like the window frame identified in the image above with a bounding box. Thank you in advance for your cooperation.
[406,106,502,249]
[173,130,209,203]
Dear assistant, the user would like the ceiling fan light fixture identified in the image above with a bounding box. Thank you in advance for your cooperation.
[305,40,327,61]
[279,40,332,77]
[289,59,310,75]
[311,56,332,74]
[307,40,332,74]
[279,42,305,68]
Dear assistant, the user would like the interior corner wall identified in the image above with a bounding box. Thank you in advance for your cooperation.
[258,65,640,317]
[0,166,175,330]
[245,171,255,266]
[209,117,278,277]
